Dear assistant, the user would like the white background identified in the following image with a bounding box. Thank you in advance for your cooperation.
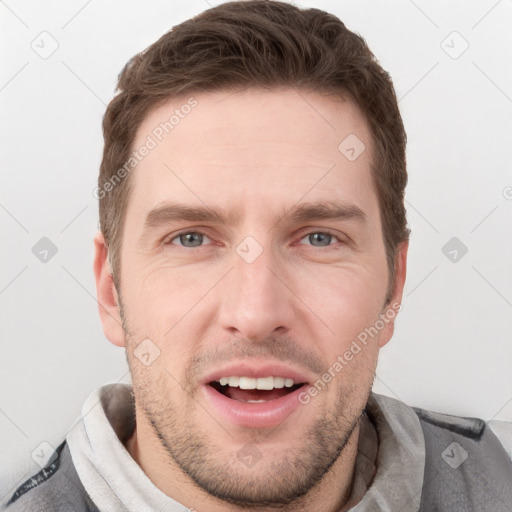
[1,0,511,501]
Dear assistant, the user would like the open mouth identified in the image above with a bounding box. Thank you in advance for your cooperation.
[203,372,310,427]
[208,376,306,403]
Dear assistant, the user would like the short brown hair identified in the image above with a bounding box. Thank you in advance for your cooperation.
[98,0,409,301]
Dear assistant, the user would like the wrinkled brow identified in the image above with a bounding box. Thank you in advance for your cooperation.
[143,200,366,231]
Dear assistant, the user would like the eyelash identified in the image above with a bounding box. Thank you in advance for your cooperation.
[163,230,345,250]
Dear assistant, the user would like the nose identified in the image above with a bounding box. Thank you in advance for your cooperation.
[217,243,297,342]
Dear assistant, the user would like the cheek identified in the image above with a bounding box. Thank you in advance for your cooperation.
[290,265,385,391]
[122,268,217,377]
[122,257,225,330]
[292,265,385,337]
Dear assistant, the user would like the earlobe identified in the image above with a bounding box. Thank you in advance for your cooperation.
[378,240,408,348]
[93,231,126,347]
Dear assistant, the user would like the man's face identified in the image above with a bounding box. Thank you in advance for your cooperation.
[102,88,405,505]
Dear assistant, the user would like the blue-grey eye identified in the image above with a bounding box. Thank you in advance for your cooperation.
[171,232,210,247]
[302,232,334,247]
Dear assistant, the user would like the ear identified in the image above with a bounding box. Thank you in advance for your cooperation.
[378,240,408,348]
[93,231,125,347]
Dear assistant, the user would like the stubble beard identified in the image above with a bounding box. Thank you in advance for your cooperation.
[129,355,368,509]
[120,301,373,509]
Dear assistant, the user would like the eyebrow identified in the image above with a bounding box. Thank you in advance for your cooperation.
[143,200,366,232]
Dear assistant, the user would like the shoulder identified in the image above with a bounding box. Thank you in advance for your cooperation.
[412,402,512,460]
[368,393,512,510]
[3,441,98,512]
[412,402,512,510]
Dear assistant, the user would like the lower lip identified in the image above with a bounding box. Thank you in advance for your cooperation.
[202,384,307,428]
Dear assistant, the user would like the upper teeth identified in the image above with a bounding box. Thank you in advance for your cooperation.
[218,376,296,390]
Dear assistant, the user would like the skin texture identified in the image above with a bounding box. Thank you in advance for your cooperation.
[94,88,408,512]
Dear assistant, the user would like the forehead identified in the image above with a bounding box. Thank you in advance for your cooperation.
[127,88,376,223]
